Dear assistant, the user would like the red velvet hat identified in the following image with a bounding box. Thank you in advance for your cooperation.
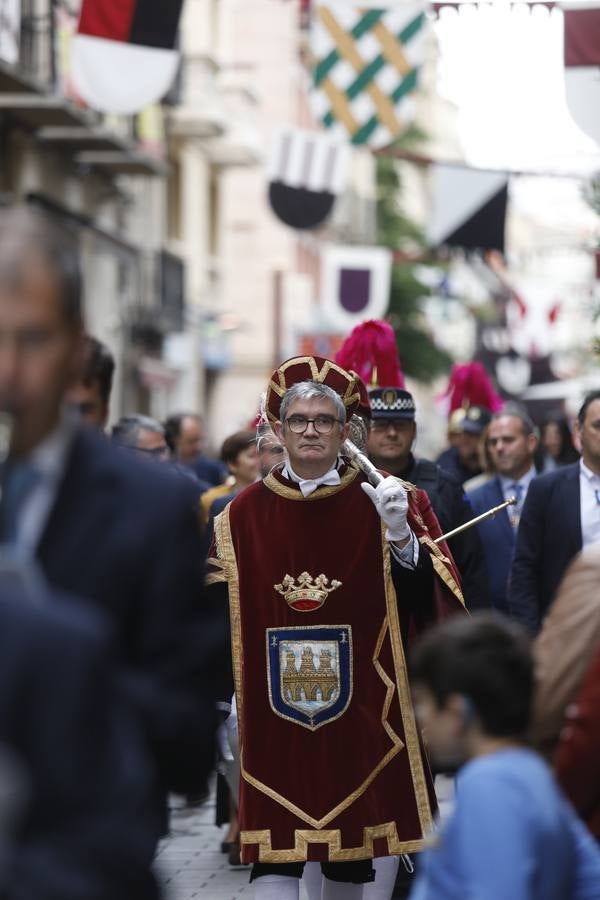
[266,356,361,425]
[350,372,372,420]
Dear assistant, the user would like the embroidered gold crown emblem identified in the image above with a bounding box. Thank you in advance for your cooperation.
[274,572,342,612]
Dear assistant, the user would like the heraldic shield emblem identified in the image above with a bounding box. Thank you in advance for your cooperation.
[267,625,353,731]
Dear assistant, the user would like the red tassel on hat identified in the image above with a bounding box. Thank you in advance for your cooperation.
[334,320,404,389]
[444,362,503,413]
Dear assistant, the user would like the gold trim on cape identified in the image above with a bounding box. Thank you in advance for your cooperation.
[382,521,435,838]
[205,553,228,586]
[213,507,245,738]
[241,824,427,863]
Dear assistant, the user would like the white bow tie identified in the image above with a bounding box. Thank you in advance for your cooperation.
[298,470,341,497]
[281,464,342,498]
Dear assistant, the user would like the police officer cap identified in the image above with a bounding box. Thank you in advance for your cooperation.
[368,387,416,421]
[461,405,492,435]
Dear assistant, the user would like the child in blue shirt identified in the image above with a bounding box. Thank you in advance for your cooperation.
[409,613,600,900]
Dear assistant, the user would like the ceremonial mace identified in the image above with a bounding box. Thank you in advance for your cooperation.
[343,416,517,544]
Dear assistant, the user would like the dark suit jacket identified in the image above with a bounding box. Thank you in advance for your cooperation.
[34,428,227,801]
[467,476,516,613]
[509,463,582,634]
[0,584,157,899]
[436,445,479,485]
[193,455,226,487]
[407,457,489,610]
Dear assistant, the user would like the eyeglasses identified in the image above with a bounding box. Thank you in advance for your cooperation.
[370,419,410,432]
[284,414,341,434]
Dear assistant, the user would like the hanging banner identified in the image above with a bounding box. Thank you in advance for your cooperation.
[267,127,350,229]
[310,2,427,148]
[321,245,392,329]
[428,164,509,253]
[563,3,600,145]
[72,0,183,114]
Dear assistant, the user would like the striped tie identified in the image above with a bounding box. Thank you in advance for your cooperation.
[508,482,523,529]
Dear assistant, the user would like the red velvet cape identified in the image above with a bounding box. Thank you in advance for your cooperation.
[207,463,464,864]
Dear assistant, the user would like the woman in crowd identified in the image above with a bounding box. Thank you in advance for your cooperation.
[539,413,579,472]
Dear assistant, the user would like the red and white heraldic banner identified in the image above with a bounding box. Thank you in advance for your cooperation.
[563,2,600,145]
[72,0,184,114]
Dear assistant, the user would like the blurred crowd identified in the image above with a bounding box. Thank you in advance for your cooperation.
[0,205,599,900]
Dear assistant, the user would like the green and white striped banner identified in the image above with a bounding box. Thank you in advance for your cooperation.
[310,2,427,148]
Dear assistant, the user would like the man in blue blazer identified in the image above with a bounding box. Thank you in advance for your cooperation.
[467,405,538,612]
[509,393,600,634]
[0,583,158,899]
[0,206,227,840]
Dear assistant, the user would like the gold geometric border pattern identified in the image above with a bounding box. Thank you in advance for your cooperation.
[372,618,403,748]
[241,824,427,863]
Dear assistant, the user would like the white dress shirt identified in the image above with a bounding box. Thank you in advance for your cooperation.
[579,459,600,549]
[282,459,418,569]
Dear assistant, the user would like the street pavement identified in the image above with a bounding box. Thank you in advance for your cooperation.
[155,794,252,899]
[155,793,311,900]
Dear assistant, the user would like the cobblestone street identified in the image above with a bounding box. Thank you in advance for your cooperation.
[156,795,252,900]
[156,794,311,899]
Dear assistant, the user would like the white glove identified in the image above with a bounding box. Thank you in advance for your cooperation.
[361,476,410,542]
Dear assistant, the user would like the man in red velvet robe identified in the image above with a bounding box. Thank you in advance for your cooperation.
[207,357,464,900]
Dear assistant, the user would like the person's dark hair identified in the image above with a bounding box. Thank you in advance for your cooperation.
[0,205,82,327]
[540,412,579,465]
[578,391,600,428]
[220,431,255,465]
[163,412,202,452]
[81,335,115,406]
[410,613,533,738]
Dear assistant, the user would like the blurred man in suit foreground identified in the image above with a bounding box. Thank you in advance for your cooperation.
[0,205,226,838]
[0,582,158,899]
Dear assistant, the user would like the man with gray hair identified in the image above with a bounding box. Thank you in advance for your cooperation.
[112,415,170,462]
[208,356,464,900]
[0,204,225,879]
[467,404,539,612]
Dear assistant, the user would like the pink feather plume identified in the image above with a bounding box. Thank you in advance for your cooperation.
[444,362,504,413]
[334,320,405,388]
